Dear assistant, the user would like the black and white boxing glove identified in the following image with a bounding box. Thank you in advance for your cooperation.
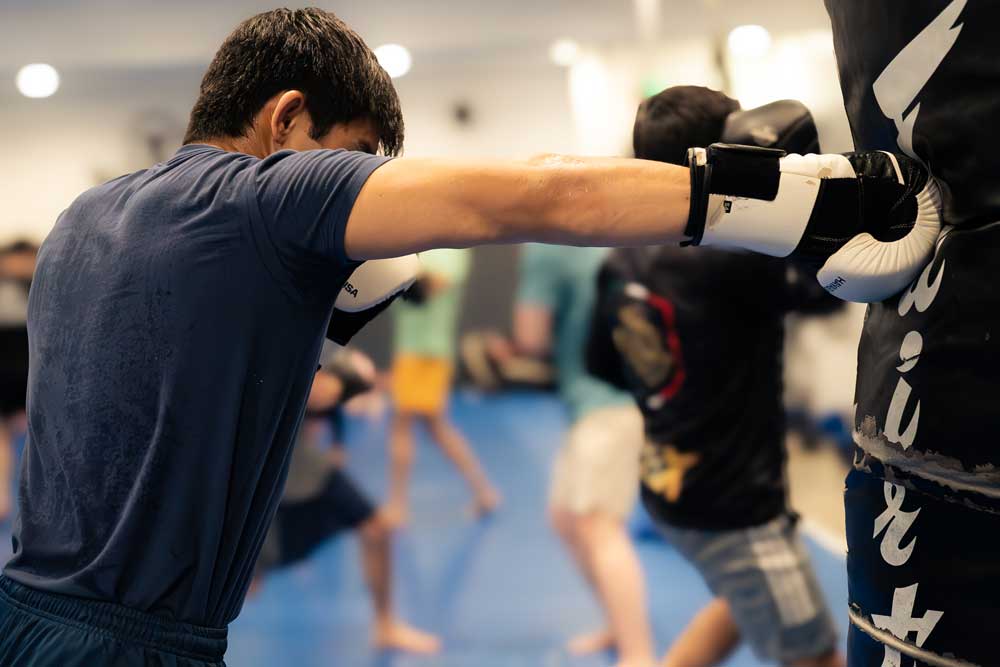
[685,144,943,302]
[326,254,421,345]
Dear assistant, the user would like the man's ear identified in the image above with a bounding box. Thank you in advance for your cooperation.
[270,90,309,147]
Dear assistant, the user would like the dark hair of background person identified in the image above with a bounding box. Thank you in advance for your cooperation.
[184,7,404,156]
[633,85,740,165]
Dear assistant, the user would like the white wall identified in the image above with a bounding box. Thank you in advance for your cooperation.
[0,67,197,243]
[393,59,576,159]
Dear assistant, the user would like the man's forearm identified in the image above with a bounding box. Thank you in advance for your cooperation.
[345,156,690,260]
[503,155,690,247]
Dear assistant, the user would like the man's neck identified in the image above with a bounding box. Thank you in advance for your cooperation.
[190,130,268,158]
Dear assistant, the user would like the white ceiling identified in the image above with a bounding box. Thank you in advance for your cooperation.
[0,0,834,72]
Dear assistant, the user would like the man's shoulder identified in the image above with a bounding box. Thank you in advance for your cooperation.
[54,148,261,251]
[78,147,254,205]
[78,167,151,204]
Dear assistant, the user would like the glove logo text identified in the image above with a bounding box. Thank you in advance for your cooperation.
[823,276,846,292]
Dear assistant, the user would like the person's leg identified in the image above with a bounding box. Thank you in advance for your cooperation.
[258,466,441,655]
[660,591,841,667]
[0,419,12,522]
[385,353,427,528]
[789,649,845,667]
[573,511,655,667]
[551,406,653,667]
[548,505,615,655]
[357,512,440,654]
[424,414,500,517]
[384,411,415,527]
[661,597,741,667]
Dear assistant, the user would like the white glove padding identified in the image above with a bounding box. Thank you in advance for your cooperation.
[812,157,942,302]
[686,144,943,303]
[326,254,421,346]
[334,254,421,312]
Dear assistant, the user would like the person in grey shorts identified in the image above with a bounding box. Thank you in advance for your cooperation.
[587,86,845,667]
[657,513,837,666]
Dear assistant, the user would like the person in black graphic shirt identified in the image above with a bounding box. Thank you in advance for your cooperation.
[589,86,845,667]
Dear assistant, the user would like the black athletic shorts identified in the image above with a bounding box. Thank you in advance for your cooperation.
[263,469,375,571]
[0,576,227,666]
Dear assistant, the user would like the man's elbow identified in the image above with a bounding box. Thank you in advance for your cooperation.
[516,155,602,243]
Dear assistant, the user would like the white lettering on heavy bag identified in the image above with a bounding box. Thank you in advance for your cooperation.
[885,331,923,450]
[872,584,944,667]
[873,483,921,567]
[898,260,946,317]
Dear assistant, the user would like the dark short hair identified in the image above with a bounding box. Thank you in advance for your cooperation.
[633,86,740,165]
[184,8,404,156]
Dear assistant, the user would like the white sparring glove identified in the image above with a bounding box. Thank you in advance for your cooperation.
[326,254,421,345]
[685,144,943,302]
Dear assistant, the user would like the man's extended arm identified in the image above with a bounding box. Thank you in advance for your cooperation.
[346,146,942,304]
[344,155,690,260]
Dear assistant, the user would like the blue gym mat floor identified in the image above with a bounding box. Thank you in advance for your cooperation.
[228,392,849,667]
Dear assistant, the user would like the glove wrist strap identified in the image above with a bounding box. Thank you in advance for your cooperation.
[685,143,817,257]
[685,144,786,247]
[683,148,708,246]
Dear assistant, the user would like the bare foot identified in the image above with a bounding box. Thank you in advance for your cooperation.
[374,619,441,654]
[567,627,615,656]
[245,576,263,600]
[468,488,502,519]
[380,502,409,529]
[615,660,657,667]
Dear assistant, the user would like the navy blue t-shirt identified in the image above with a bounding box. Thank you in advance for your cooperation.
[4,144,389,627]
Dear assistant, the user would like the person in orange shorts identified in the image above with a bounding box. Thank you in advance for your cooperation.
[384,248,500,527]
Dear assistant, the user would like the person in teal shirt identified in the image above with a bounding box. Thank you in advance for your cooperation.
[511,244,654,667]
[385,248,500,526]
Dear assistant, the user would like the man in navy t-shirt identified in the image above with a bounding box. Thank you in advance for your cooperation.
[0,6,938,666]
[0,8,702,666]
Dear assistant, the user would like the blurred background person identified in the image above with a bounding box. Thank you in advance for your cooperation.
[478,244,654,667]
[253,346,440,655]
[0,241,37,522]
[587,87,844,667]
[385,248,500,527]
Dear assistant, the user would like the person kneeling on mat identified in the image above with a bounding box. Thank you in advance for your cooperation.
[588,87,846,667]
[458,329,557,392]
[252,346,440,655]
